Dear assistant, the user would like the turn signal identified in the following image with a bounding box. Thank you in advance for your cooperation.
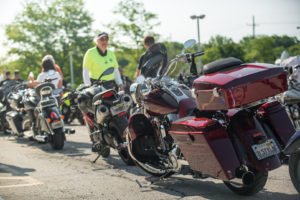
[46,118,51,123]
[60,115,64,120]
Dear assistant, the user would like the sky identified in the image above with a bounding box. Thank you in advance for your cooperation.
[0,0,300,58]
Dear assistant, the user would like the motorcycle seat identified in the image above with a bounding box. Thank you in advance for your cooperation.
[203,57,243,75]
[92,89,119,106]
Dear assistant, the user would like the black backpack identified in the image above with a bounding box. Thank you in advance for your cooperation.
[140,43,168,78]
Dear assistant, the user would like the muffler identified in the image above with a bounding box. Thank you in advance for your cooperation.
[34,135,47,142]
[122,94,132,108]
[96,105,109,123]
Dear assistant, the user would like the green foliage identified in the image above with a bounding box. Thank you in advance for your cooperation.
[202,35,244,64]
[239,35,299,63]
[4,0,93,85]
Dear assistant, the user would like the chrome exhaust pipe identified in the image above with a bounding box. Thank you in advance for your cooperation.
[122,94,132,108]
[96,105,109,124]
[34,135,47,142]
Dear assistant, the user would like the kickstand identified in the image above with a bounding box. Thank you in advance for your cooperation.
[91,152,101,163]
[136,171,172,188]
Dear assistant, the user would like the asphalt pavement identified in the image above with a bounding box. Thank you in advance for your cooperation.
[0,123,299,200]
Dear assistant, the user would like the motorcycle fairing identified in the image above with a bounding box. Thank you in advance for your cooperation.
[169,116,240,180]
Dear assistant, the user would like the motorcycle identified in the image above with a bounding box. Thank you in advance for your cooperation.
[77,67,134,165]
[126,39,300,195]
[24,79,70,150]
[60,87,85,125]
[0,79,21,134]
[279,75,300,129]
[5,82,31,137]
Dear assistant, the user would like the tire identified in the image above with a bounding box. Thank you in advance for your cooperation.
[50,128,65,150]
[77,111,85,125]
[223,171,268,196]
[288,151,300,193]
[109,117,135,166]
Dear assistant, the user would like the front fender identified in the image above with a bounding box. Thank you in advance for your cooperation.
[283,130,300,154]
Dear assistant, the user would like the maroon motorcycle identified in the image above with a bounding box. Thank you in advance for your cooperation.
[125,40,300,195]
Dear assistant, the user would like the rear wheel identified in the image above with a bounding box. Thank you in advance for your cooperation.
[50,128,65,150]
[223,170,268,196]
[289,151,300,193]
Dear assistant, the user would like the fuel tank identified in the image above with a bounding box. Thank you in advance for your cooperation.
[144,89,178,116]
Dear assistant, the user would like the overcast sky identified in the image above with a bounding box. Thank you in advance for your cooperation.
[0,0,299,58]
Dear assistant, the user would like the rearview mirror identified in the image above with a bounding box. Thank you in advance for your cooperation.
[182,39,196,54]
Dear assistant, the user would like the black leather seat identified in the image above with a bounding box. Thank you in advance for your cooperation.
[203,57,243,75]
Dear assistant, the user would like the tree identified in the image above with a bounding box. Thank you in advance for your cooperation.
[105,0,160,79]
[240,35,299,63]
[201,35,244,64]
[4,0,93,85]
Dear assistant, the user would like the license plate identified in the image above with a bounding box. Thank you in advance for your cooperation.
[251,139,280,160]
[51,120,63,129]
[110,103,127,116]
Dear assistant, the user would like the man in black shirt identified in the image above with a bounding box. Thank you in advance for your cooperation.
[134,36,155,79]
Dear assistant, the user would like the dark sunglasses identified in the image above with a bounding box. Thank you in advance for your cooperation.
[100,37,109,42]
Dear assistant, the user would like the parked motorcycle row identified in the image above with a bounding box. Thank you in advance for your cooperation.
[1,39,300,196]
[0,78,74,150]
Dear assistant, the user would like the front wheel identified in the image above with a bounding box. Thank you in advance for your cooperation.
[50,128,65,150]
[109,117,135,166]
[223,171,268,196]
[289,151,300,193]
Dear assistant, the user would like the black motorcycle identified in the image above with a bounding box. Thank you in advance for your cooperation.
[0,79,21,134]
[60,87,85,125]
[78,67,134,165]
[24,80,69,150]
[5,82,31,137]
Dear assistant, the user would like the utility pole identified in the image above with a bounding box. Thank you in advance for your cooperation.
[247,16,258,38]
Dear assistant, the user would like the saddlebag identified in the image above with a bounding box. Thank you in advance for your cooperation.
[193,63,287,110]
[260,102,295,146]
[169,116,240,180]
[5,111,23,135]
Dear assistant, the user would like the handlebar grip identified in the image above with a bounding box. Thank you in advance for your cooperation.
[193,51,204,57]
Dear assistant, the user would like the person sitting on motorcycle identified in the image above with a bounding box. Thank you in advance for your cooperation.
[13,70,23,82]
[0,71,12,86]
[82,32,123,91]
[41,55,63,89]
[27,55,62,89]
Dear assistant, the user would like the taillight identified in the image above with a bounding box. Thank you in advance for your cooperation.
[118,112,126,117]
[51,112,58,119]
[102,91,115,98]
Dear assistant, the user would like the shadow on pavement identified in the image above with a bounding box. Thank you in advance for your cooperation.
[139,176,299,200]
[0,163,36,176]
